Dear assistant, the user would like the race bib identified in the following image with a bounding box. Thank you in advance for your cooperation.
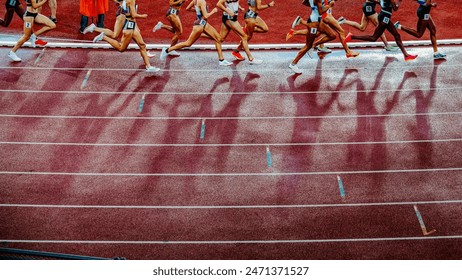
[383,17,390,24]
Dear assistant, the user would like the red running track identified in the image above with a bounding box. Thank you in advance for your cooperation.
[1,44,462,259]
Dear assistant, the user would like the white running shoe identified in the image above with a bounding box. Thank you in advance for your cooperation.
[384,45,399,52]
[291,16,301,29]
[337,16,346,25]
[394,21,401,30]
[289,63,302,74]
[219,59,232,66]
[307,47,314,59]
[29,33,36,48]
[317,45,332,53]
[83,23,96,34]
[146,66,161,72]
[93,32,104,43]
[168,50,181,56]
[433,52,447,60]
[147,51,156,58]
[153,21,163,32]
[249,58,263,65]
[8,51,21,62]
[160,47,168,60]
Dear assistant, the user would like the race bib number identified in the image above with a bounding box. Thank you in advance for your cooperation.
[310,27,317,34]
[25,22,32,29]
[383,17,390,24]
[424,14,430,20]
[199,18,207,26]
[366,6,372,13]
[246,10,256,18]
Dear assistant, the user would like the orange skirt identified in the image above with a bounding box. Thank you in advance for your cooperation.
[80,0,109,17]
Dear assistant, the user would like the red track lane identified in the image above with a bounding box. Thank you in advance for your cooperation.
[1,45,462,259]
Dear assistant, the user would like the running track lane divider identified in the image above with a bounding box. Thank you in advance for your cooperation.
[1,37,461,49]
[2,167,462,177]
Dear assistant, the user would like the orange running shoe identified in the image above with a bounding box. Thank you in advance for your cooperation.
[286,29,294,41]
[232,50,245,61]
[35,39,47,47]
[405,54,418,61]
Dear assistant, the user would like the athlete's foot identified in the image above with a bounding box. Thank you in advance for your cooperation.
[433,52,447,60]
[384,45,399,52]
[404,54,418,61]
[286,29,294,41]
[83,23,96,34]
[8,51,21,62]
[146,66,161,72]
[317,45,332,53]
[337,16,345,25]
[93,32,104,43]
[160,47,168,60]
[346,51,360,58]
[394,21,401,30]
[291,16,301,29]
[289,63,302,74]
[49,16,57,23]
[232,50,245,61]
[343,32,353,44]
[153,21,163,32]
[219,59,233,66]
[147,51,156,58]
[249,58,263,65]
[168,50,181,56]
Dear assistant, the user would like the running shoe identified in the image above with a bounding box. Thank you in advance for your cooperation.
[147,50,156,58]
[307,47,314,59]
[160,47,169,60]
[289,63,302,74]
[346,51,360,58]
[49,16,57,23]
[337,16,345,25]
[29,33,36,48]
[433,52,446,59]
[219,59,232,66]
[249,58,263,65]
[317,45,332,53]
[153,21,163,32]
[232,50,245,61]
[291,16,301,29]
[343,32,353,44]
[404,54,418,61]
[146,66,161,72]
[8,51,21,62]
[394,21,401,30]
[93,32,104,43]
[35,39,47,47]
[83,23,96,34]
[384,45,399,51]
[286,29,294,41]
[168,50,181,56]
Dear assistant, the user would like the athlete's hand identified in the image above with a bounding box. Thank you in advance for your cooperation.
[269,1,275,7]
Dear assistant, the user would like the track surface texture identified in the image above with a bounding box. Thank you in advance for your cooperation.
[1,0,462,260]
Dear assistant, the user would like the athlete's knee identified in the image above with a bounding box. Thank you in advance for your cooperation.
[49,22,56,29]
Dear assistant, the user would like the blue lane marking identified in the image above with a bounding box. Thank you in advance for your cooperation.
[337,175,346,199]
[138,94,145,113]
[200,119,206,140]
[266,146,273,167]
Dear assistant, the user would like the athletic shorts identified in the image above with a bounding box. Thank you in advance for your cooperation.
[166,6,179,17]
[194,18,207,27]
[244,9,258,19]
[417,5,431,20]
[222,13,238,24]
[377,11,392,25]
[123,19,136,30]
[6,0,21,8]
[363,2,376,17]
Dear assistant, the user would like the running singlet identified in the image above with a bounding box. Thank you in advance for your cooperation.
[223,0,239,15]
[379,0,393,15]
[6,0,20,8]
[416,0,431,19]
[304,0,321,23]
[194,2,207,26]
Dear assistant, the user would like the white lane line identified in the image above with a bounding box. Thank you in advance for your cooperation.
[1,138,462,148]
[1,111,462,120]
[1,167,462,177]
[0,87,461,96]
[2,235,462,244]
[1,200,462,209]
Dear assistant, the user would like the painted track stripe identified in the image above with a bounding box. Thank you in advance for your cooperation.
[1,139,461,147]
[1,200,462,209]
[1,167,462,177]
[1,111,462,120]
[2,235,462,245]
